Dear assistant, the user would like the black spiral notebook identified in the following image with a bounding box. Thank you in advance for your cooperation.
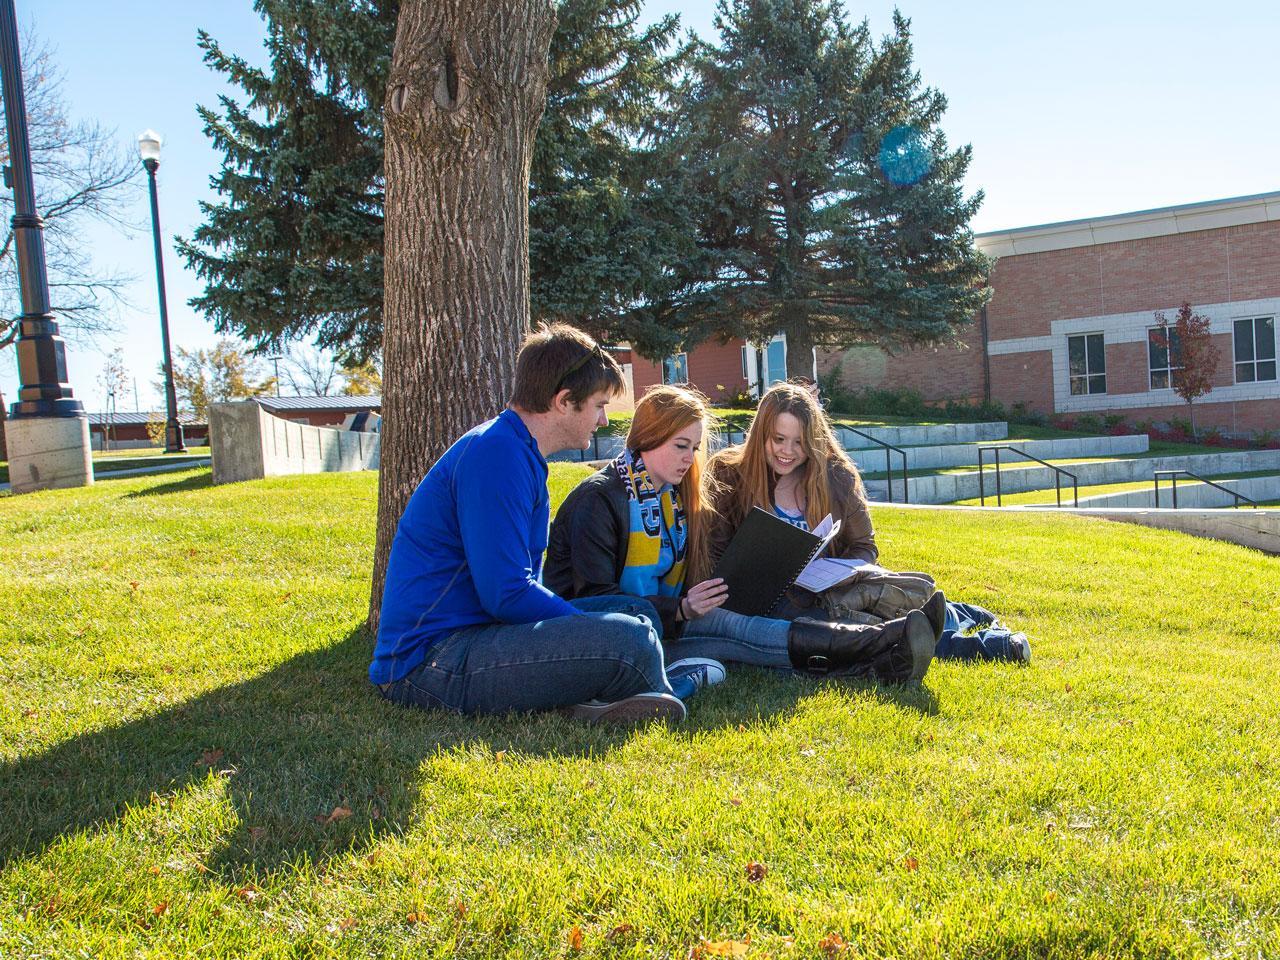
[711,507,841,618]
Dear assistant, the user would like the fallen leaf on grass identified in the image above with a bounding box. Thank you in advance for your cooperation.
[365,851,381,865]
[701,939,750,957]
[745,862,768,883]
[161,665,175,674]
[235,885,260,902]
[737,724,747,732]
[606,923,635,941]
[22,708,38,718]
[325,917,359,934]
[147,865,161,876]
[129,581,141,593]
[405,910,423,924]
[902,856,919,872]
[818,933,848,955]
[194,863,210,874]
[196,749,223,768]
[320,806,353,825]
[1065,684,1073,693]
[569,926,583,951]
[454,901,468,918]
[248,827,267,841]
[151,901,169,917]
[727,798,742,807]
[982,584,999,592]
[494,750,506,762]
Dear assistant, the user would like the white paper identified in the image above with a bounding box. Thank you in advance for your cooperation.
[794,557,888,593]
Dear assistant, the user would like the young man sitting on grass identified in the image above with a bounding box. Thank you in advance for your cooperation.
[370,324,689,723]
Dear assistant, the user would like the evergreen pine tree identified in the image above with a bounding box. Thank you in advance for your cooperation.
[180,0,686,361]
[642,0,992,375]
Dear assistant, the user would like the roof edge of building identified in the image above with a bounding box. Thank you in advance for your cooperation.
[975,189,1280,258]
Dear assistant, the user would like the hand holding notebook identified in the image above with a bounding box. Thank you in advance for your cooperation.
[710,507,843,617]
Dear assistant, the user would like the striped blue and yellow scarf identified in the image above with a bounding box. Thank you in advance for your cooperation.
[614,448,687,597]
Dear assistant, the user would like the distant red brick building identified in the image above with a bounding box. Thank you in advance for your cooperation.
[639,190,1280,434]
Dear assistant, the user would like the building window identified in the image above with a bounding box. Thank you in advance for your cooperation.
[662,352,689,385]
[1068,333,1106,395]
[741,346,749,381]
[1147,326,1183,390]
[1234,317,1276,383]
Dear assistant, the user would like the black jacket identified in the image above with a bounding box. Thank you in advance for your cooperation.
[544,464,684,638]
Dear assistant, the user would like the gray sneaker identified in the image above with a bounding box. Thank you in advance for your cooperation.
[566,691,687,724]
[1009,632,1032,663]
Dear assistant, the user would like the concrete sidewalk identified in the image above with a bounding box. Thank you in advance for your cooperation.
[0,456,210,493]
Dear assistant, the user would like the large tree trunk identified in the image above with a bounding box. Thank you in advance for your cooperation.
[369,0,558,629]
[785,323,816,380]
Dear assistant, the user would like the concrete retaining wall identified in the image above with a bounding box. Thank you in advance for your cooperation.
[874,500,1280,555]
[210,401,379,485]
[847,433,1149,473]
[900,449,1280,504]
[835,422,1007,450]
[1070,475,1280,509]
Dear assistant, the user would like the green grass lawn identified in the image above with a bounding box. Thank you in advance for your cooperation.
[0,449,210,485]
[3,465,1279,958]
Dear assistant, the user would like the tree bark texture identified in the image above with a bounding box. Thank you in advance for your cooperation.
[369,0,557,628]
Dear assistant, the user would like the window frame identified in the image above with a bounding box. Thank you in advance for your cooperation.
[1067,332,1107,396]
[1147,325,1184,392]
[1233,316,1276,384]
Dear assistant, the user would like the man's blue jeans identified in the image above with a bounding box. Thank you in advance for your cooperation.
[379,596,670,715]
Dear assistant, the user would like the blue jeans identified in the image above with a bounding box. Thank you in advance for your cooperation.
[666,606,792,668]
[935,601,1024,662]
[379,596,670,715]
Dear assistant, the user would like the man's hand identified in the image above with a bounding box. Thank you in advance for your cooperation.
[682,578,728,619]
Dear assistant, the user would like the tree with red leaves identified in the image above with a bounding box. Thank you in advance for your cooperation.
[1150,302,1221,440]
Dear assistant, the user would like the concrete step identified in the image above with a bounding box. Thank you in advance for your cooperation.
[1072,474,1280,509]
[903,449,1280,504]
[848,433,1149,473]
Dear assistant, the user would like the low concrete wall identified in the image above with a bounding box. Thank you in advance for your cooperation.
[873,500,1280,555]
[900,449,1280,505]
[210,401,379,485]
[836,422,1007,450]
[847,433,1149,473]
[1071,475,1280,509]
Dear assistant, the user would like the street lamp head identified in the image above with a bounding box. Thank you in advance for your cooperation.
[137,129,162,164]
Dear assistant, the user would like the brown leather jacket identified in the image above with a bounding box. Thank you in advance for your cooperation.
[705,457,878,569]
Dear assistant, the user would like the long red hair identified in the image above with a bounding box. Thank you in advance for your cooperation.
[626,385,718,586]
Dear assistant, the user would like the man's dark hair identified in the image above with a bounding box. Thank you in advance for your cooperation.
[511,324,625,413]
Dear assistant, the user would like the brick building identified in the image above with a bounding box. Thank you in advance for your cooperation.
[637,190,1280,434]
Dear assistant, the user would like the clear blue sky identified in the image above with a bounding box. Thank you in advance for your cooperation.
[7,0,1280,415]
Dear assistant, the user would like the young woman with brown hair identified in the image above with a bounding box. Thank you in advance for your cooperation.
[544,385,938,684]
[707,381,1030,662]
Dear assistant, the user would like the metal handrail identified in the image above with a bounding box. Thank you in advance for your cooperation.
[838,426,910,504]
[1153,470,1258,509]
[978,445,1078,507]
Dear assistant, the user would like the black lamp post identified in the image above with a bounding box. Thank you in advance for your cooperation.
[1,0,84,422]
[138,129,186,453]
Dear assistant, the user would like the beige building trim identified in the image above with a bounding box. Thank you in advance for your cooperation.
[976,190,1280,258]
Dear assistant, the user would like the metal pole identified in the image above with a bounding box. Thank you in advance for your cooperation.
[143,158,186,453]
[0,0,83,420]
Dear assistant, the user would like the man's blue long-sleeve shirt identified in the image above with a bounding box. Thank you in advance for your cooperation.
[370,410,581,684]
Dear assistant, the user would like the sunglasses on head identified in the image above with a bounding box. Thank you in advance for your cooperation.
[555,342,607,394]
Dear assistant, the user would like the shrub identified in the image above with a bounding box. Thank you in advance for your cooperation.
[1008,402,1048,427]
[1049,414,1075,431]
[1250,429,1279,450]
[1074,413,1104,434]
[1199,427,1227,447]
[1107,422,1133,436]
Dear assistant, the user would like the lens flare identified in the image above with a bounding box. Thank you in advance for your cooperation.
[878,125,931,185]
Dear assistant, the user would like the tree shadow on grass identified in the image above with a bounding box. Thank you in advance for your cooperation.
[0,628,941,880]
[120,470,214,498]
